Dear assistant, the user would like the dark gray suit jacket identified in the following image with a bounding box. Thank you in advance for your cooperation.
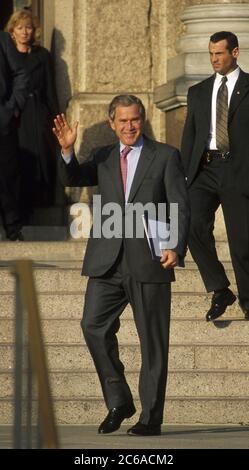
[181,70,249,196]
[60,136,190,282]
[0,31,28,135]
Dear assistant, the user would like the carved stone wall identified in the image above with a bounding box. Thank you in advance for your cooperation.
[54,3,169,129]
[51,0,169,201]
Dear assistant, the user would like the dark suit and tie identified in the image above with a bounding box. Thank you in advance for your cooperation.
[54,95,190,435]
[0,31,27,240]
[181,31,249,321]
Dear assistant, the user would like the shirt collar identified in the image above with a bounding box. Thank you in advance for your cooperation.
[120,135,144,153]
[216,66,240,83]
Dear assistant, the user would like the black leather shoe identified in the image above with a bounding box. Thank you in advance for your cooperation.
[7,230,24,241]
[127,421,161,436]
[206,289,236,322]
[98,403,136,434]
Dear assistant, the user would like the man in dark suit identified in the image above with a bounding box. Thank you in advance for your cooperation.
[181,31,249,321]
[0,31,27,240]
[53,95,189,436]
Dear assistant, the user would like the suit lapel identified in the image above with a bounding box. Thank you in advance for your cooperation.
[105,138,156,204]
[199,75,215,130]
[127,137,156,203]
[104,142,125,204]
[229,70,249,123]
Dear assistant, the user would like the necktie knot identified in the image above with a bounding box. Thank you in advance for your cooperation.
[220,76,228,88]
[121,146,132,159]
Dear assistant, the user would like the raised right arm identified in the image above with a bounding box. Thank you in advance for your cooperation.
[53,113,98,187]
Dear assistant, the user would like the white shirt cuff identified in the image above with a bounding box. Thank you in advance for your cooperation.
[61,150,73,164]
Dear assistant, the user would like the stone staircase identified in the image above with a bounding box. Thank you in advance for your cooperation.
[1,213,249,426]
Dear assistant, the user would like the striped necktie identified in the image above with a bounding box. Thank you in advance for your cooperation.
[216,76,229,151]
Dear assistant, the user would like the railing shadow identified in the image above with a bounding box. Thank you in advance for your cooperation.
[12,259,58,449]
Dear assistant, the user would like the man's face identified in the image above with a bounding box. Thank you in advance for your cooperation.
[109,104,144,146]
[209,39,239,75]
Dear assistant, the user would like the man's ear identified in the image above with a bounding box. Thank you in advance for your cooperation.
[232,47,239,59]
[109,118,115,132]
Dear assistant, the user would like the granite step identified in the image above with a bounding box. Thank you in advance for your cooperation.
[0,239,230,262]
[1,396,249,425]
[0,241,85,261]
[0,291,243,319]
[2,342,249,372]
[1,369,249,399]
[1,317,249,345]
[0,263,237,293]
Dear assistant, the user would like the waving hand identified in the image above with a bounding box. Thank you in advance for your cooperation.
[53,113,78,154]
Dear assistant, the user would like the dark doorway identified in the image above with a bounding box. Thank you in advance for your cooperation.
[0,0,14,30]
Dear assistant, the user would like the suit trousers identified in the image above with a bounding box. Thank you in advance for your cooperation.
[188,158,249,307]
[81,246,171,425]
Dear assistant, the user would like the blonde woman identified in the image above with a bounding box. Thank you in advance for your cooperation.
[6,9,59,221]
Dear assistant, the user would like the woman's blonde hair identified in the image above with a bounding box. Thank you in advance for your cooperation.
[5,9,41,46]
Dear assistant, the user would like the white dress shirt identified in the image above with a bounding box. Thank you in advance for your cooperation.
[120,136,143,202]
[208,66,240,149]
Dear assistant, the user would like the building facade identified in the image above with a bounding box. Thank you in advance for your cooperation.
[2,0,249,204]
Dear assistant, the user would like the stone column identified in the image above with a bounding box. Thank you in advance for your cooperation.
[39,0,54,50]
[154,0,249,149]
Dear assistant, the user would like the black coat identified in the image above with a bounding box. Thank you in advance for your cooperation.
[0,31,28,135]
[181,70,249,196]
[59,136,190,282]
[0,32,28,231]
[15,45,59,185]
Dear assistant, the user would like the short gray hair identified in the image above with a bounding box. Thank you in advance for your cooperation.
[108,95,146,121]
